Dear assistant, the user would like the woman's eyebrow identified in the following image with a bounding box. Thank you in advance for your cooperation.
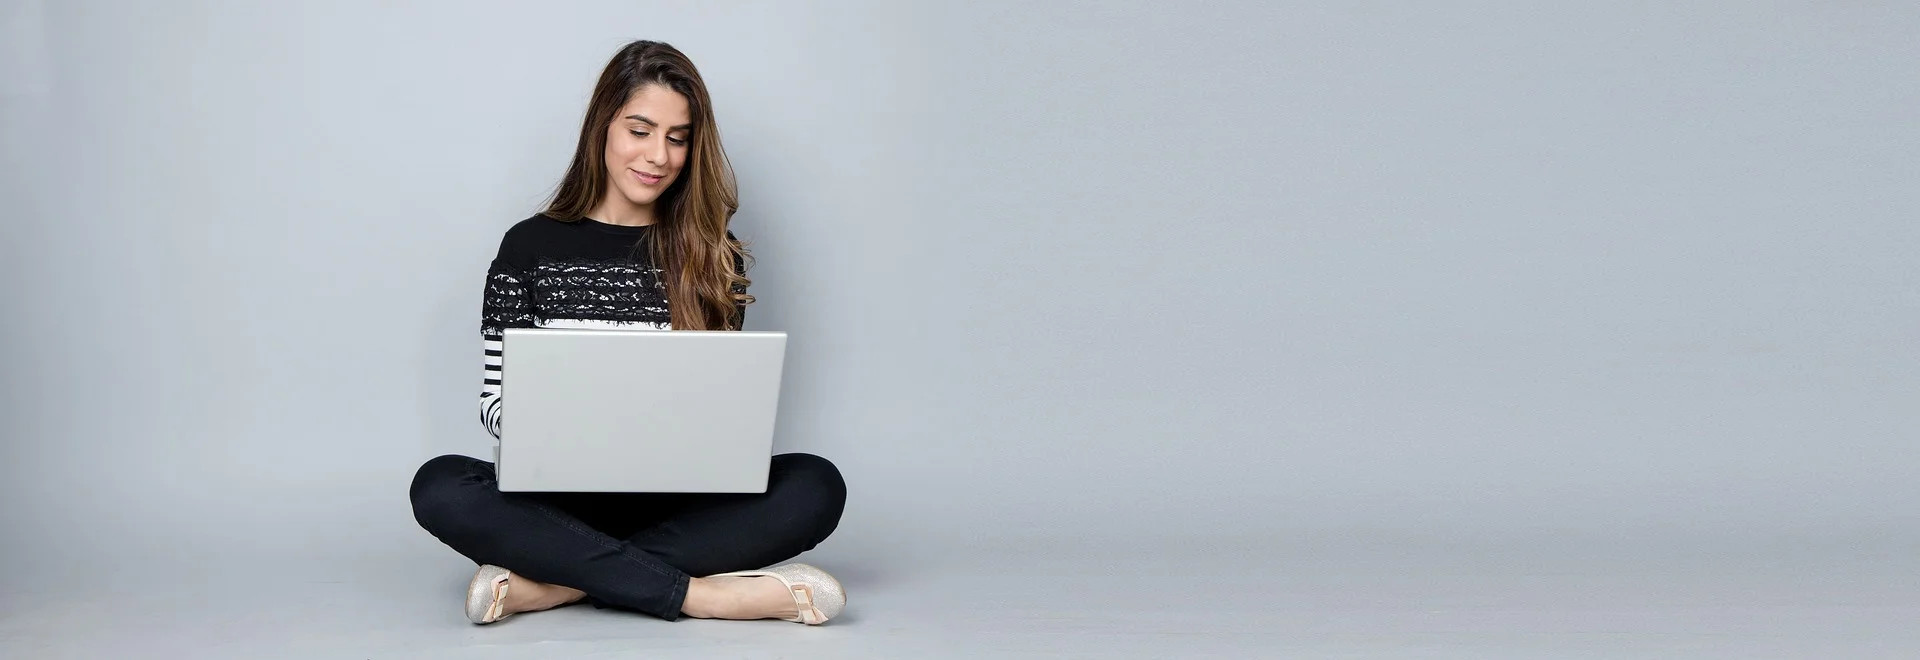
[625,114,693,131]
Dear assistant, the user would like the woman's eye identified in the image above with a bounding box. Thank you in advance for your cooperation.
[629,130,685,146]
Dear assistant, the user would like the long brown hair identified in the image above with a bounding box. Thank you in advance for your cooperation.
[543,40,752,330]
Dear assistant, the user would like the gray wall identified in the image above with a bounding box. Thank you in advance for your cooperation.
[1,0,1914,577]
[905,2,1920,561]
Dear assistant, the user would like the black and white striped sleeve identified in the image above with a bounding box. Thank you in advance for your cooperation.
[480,258,535,440]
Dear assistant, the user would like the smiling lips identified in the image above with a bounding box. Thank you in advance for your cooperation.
[631,169,664,185]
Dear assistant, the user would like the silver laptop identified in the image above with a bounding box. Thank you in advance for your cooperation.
[494,328,787,493]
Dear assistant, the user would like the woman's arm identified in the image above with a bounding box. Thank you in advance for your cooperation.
[480,257,535,440]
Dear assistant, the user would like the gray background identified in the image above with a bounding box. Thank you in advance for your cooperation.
[2,1,1916,657]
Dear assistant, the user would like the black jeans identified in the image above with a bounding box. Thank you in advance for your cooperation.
[409,452,846,620]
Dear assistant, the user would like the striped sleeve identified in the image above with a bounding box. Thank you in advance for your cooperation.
[480,258,535,440]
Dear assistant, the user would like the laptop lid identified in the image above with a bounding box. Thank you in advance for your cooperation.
[496,328,787,493]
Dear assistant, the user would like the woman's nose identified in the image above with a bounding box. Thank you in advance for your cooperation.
[645,138,669,166]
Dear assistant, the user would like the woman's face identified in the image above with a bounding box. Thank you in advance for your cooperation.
[602,83,692,212]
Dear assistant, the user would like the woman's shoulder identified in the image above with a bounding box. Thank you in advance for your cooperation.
[491,214,574,268]
[501,213,575,240]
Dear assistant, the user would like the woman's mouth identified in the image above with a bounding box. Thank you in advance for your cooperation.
[631,169,664,185]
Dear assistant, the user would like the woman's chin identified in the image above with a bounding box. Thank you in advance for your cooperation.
[615,188,663,208]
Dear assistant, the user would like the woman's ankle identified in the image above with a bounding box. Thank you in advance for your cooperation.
[682,577,726,619]
[502,574,585,614]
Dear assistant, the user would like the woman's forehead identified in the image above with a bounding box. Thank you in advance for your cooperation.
[619,85,692,128]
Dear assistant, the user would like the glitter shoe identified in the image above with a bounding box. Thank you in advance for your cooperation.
[707,563,845,625]
[465,564,513,624]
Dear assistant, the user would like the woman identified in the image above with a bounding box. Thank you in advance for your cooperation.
[409,40,848,626]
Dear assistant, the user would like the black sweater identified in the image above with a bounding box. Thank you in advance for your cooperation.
[478,214,745,439]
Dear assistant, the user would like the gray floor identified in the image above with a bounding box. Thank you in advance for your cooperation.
[3,547,1915,659]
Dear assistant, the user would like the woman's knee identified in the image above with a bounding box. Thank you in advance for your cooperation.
[409,454,485,534]
[771,452,847,520]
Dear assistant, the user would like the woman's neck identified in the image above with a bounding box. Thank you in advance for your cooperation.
[587,191,657,227]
